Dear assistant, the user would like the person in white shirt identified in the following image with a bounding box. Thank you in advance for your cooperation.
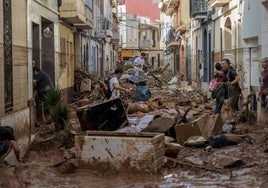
[109,68,131,99]
[134,53,147,75]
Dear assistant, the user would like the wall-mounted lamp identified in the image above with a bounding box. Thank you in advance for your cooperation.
[43,27,53,38]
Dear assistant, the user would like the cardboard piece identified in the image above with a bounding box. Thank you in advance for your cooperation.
[174,114,223,143]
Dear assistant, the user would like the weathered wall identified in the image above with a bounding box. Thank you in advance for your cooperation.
[59,23,75,104]
[12,0,28,112]
[0,0,28,114]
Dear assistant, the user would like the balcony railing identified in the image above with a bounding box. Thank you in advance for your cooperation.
[206,0,231,8]
[59,0,93,29]
[166,27,175,44]
[190,0,208,20]
[96,15,113,38]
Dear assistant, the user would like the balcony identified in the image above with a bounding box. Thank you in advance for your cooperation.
[166,27,175,45]
[206,0,231,7]
[161,0,180,16]
[165,26,181,49]
[190,0,208,20]
[96,15,113,38]
[59,0,93,29]
[139,39,152,49]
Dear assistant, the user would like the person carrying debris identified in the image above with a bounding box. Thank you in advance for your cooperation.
[0,126,21,164]
[258,57,268,109]
[109,67,131,99]
[134,53,148,75]
[221,58,241,112]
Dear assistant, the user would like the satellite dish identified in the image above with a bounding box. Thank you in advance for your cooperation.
[43,27,52,38]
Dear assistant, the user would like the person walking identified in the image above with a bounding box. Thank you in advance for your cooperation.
[258,57,268,107]
[221,58,241,112]
[109,68,131,100]
[257,57,268,124]
[211,62,228,114]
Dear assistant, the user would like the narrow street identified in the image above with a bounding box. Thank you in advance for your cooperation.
[1,0,268,187]
[1,68,268,188]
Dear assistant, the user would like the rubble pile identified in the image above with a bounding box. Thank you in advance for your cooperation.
[73,69,102,102]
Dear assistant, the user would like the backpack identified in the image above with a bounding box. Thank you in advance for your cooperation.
[209,77,219,92]
[100,77,114,99]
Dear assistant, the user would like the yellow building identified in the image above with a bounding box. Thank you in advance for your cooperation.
[58,23,75,104]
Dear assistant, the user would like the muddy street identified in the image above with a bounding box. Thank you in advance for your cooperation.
[1,69,268,188]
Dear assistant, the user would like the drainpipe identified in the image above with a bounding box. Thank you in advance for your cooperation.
[220,28,222,59]
[234,21,237,66]
[249,47,251,94]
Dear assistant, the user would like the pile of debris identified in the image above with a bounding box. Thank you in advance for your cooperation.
[68,65,262,175]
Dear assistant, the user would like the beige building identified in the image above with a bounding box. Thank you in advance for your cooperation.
[59,0,93,102]
[118,12,163,70]
[159,0,191,78]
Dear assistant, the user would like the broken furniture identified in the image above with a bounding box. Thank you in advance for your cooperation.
[76,98,128,131]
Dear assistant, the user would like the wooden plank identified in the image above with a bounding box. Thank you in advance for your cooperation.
[86,130,160,138]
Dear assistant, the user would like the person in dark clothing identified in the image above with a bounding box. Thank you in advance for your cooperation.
[221,58,241,112]
[0,126,20,163]
[258,57,268,108]
[33,67,54,123]
[33,66,54,101]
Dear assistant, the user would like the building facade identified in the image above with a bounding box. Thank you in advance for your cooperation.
[159,0,191,77]
[118,1,163,70]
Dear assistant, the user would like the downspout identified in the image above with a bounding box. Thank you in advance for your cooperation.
[249,47,252,94]
[220,28,223,59]
[234,21,237,66]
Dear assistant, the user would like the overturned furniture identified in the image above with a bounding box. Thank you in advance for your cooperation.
[75,131,165,173]
[76,98,128,131]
